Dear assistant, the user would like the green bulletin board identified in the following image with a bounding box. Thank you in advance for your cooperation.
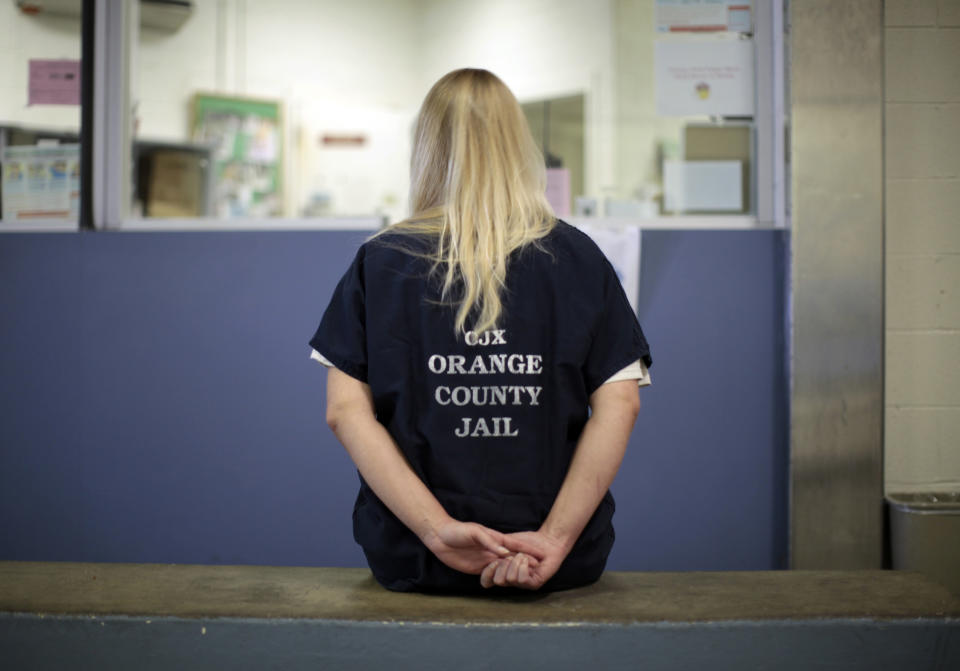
[192,93,283,217]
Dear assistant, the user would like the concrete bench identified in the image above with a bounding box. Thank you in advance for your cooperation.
[2,561,959,670]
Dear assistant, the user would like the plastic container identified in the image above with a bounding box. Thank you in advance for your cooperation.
[887,492,960,594]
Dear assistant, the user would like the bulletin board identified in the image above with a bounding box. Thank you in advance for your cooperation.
[191,93,283,218]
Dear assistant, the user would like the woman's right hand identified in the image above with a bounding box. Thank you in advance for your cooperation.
[480,531,571,590]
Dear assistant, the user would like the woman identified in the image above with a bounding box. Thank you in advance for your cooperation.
[310,68,651,592]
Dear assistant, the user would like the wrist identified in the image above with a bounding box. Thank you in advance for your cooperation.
[417,511,455,550]
[538,520,578,553]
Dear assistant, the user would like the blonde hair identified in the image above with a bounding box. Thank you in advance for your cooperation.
[380,68,555,336]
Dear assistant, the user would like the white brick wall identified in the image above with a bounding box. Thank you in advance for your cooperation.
[884,0,960,493]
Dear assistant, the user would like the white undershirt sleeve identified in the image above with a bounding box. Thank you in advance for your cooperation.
[310,349,335,367]
[602,359,652,387]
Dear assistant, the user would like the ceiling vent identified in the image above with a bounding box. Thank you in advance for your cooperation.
[16,0,194,31]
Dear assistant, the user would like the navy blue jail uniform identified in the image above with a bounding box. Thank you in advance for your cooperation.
[310,220,651,593]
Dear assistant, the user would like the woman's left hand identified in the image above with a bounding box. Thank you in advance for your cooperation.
[422,520,515,575]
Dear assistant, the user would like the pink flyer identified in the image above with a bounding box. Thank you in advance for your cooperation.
[28,59,81,105]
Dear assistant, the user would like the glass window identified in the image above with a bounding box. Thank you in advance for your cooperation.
[1,1,83,228]
[129,0,766,225]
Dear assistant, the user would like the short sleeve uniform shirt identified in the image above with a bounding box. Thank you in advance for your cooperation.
[310,220,651,592]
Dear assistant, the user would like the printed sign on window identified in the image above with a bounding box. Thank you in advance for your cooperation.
[654,39,755,117]
[655,0,752,33]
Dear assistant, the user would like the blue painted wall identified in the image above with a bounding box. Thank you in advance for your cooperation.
[0,229,788,571]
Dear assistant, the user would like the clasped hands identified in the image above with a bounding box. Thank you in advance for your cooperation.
[421,519,570,590]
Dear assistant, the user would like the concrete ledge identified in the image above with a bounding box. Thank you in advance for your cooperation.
[2,561,958,622]
[3,562,959,670]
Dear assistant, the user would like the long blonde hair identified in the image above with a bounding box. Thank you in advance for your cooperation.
[381,68,555,336]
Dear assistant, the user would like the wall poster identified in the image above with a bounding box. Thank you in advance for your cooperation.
[1,144,80,222]
[191,93,283,218]
[28,59,81,106]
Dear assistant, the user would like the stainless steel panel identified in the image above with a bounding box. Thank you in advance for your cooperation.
[789,0,885,568]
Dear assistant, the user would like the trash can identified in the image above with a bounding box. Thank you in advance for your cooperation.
[887,492,960,595]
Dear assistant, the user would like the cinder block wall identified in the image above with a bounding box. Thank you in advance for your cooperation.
[884,0,960,493]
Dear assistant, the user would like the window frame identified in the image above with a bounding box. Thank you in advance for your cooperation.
[86,0,788,232]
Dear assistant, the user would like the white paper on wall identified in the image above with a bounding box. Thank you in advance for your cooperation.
[655,39,755,117]
[663,160,742,212]
[574,223,641,314]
